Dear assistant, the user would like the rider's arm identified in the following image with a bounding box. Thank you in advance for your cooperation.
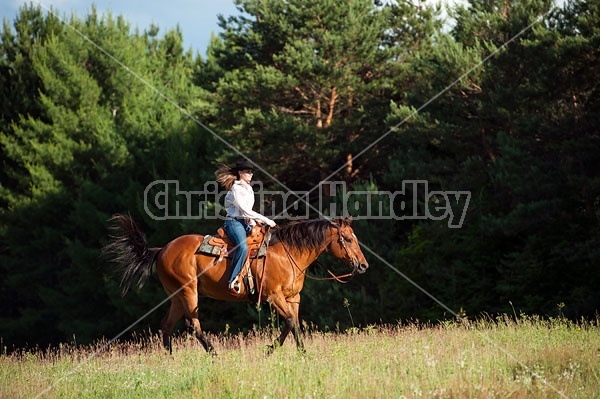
[231,182,274,226]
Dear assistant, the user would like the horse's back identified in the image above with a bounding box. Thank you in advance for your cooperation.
[161,234,205,255]
[156,233,237,300]
[156,234,205,286]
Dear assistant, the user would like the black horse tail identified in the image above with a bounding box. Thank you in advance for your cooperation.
[103,214,161,296]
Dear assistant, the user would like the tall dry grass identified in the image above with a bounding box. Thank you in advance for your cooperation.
[1,315,598,398]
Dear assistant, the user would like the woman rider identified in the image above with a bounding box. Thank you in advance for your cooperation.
[215,160,277,294]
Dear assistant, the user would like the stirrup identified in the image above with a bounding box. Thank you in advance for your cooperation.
[228,279,241,295]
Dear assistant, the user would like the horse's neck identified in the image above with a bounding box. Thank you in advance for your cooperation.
[290,232,334,270]
[305,247,327,268]
[269,225,336,271]
[273,241,328,273]
[283,247,322,271]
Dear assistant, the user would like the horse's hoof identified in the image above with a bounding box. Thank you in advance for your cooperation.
[265,345,275,356]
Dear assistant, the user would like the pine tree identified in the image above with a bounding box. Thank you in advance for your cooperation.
[0,4,215,346]
[384,0,599,319]
[198,0,400,188]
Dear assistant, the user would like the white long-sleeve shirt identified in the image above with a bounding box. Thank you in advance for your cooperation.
[224,180,273,226]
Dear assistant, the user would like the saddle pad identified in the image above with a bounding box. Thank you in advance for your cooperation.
[196,232,270,258]
[197,235,226,256]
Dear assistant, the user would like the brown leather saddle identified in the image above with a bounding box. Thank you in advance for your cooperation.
[196,224,270,259]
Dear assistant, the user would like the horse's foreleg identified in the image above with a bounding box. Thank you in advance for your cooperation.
[267,293,303,353]
[276,317,293,347]
[287,299,304,353]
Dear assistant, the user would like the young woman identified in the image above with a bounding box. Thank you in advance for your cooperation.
[215,160,277,294]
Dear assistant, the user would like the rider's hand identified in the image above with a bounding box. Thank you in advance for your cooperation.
[266,219,276,228]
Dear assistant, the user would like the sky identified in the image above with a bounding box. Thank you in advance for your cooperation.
[0,0,240,55]
[0,0,565,56]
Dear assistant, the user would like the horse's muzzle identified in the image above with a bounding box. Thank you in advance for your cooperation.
[352,260,369,275]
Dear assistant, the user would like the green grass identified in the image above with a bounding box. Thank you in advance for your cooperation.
[2,316,598,398]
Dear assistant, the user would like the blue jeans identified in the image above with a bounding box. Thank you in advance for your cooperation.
[223,218,248,284]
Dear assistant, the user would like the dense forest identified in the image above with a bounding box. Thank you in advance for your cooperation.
[0,0,598,349]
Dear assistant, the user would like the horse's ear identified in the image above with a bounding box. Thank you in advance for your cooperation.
[333,217,352,226]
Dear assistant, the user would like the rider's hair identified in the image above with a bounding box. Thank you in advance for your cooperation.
[215,164,237,190]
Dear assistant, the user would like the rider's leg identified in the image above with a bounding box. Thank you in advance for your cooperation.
[223,219,248,292]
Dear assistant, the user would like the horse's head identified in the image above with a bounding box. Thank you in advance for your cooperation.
[328,218,369,275]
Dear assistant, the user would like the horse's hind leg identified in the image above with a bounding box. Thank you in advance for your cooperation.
[160,300,184,354]
[188,317,215,355]
[181,288,216,355]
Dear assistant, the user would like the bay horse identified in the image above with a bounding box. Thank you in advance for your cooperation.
[103,214,368,354]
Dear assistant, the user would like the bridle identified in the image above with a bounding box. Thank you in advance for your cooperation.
[305,225,360,283]
[272,223,360,285]
[333,226,361,276]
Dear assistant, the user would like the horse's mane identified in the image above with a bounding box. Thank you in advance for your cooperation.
[273,219,335,252]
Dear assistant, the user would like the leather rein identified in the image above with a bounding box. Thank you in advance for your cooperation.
[251,223,357,308]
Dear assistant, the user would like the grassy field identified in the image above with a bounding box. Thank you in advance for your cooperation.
[1,315,598,398]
